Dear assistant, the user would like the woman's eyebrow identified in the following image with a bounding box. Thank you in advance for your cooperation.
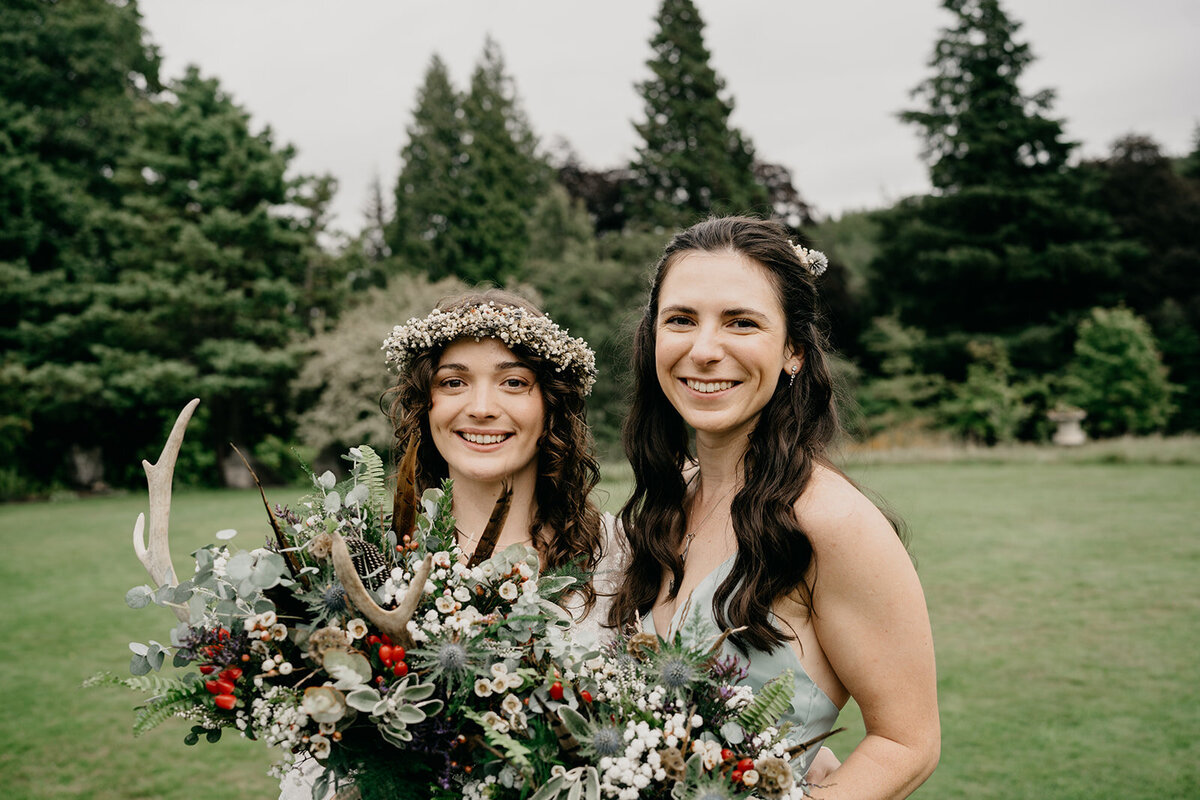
[496,361,531,371]
[434,362,468,373]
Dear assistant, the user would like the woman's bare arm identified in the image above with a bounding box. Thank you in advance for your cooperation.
[793,468,940,799]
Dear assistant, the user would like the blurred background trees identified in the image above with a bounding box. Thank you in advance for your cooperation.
[1,0,1196,497]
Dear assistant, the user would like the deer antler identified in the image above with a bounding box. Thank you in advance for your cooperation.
[332,536,431,650]
[133,398,199,622]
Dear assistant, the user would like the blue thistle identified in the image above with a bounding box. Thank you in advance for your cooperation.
[590,725,624,758]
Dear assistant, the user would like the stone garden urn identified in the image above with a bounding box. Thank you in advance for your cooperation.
[1047,406,1087,446]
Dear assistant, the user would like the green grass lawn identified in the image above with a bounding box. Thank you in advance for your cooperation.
[1,457,1197,799]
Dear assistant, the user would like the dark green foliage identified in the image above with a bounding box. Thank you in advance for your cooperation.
[625,0,768,229]
[523,187,656,454]
[457,38,550,283]
[0,0,337,490]
[900,0,1073,193]
[1064,307,1178,437]
[874,0,1129,384]
[387,56,468,279]
[937,339,1032,444]
[1082,134,1200,430]
[388,43,547,286]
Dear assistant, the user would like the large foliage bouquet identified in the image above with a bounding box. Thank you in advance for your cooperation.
[95,402,837,799]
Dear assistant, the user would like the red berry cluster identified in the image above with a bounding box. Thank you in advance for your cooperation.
[547,680,593,704]
[202,665,244,711]
[367,634,409,680]
[717,749,758,787]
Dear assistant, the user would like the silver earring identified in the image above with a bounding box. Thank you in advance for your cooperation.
[789,364,798,387]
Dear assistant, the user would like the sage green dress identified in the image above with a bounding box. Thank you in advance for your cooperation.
[642,553,840,776]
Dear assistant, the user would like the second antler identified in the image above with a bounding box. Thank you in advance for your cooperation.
[132,398,200,623]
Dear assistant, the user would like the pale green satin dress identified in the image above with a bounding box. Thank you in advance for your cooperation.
[642,553,840,775]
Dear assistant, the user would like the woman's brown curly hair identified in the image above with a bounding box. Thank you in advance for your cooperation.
[385,289,603,611]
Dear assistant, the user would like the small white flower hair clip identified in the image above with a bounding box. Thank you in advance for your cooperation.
[788,239,829,277]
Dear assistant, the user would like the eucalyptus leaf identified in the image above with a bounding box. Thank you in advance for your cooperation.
[128,642,149,656]
[187,594,207,625]
[319,470,336,489]
[225,551,254,582]
[323,650,372,687]
[129,653,150,676]
[345,483,369,507]
[324,491,341,514]
[183,731,199,746]
[125,585,153,609]
[206,728,221,743]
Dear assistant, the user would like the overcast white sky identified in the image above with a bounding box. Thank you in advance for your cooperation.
[138,0,1200,234]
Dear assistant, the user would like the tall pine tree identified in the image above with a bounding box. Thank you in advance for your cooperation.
[456,37,548,284]
[387,55,468,279]
[874,0,1127,373]
[626,0,767,229]
[388,42,546,285]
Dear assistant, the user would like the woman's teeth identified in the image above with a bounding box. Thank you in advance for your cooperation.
[461,432,508,445]
[686,379,734,393]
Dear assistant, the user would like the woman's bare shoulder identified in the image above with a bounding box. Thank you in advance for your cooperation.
[792,465,888,534]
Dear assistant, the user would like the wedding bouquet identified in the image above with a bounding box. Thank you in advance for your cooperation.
[463,614,835,800]
[94,404,835,799]
[91,440,587,799]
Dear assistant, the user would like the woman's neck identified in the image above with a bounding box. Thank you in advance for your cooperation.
[448,471,539,556]
[693,430,748,494]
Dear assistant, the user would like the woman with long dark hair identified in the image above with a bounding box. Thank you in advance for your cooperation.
[608,217,939,796]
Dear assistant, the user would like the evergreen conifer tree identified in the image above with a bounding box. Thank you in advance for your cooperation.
[457,38,548,284]
[626,0,767,229]
[874,0,1126,374]
[387,55,468,278]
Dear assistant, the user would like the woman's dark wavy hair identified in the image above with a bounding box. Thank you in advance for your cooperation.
[385,289,603,611]
[608,216,859,652]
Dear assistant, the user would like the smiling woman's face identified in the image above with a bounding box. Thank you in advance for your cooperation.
[654,250,799,444]
[428,337,545,487]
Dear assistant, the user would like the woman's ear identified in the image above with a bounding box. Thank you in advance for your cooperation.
[785,345,805,376]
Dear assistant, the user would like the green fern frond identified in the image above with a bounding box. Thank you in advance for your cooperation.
[356,445,388,510]
[132,686,205,736]
[735,668,796,735]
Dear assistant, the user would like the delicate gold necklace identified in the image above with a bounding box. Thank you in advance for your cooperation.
[671,478,737,594]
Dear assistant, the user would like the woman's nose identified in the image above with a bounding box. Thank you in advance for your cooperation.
[688,324,724,365]
[467,384,498,419]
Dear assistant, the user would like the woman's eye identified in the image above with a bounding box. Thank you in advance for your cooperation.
[663,315,693,327]
[730,318,759,329]
[440,377,466,389]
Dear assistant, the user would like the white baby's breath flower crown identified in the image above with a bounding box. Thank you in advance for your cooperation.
[788,240,829,277]
[382,302,598,395]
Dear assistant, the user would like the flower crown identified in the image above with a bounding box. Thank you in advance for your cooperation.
[788,240,829,277]
[382,302,598,395]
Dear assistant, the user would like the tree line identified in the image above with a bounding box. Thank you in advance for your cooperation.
[1,0,1196,497]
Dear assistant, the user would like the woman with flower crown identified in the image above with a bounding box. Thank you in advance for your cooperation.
[280,288,622,799]
[608,217,940,797]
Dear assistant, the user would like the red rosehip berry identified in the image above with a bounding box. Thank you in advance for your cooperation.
[199,665,217,675]
[737,758,755,773]
[579,690,593,703]
[549,681,564,701]
[367,635,381,647]
[380,633,393,646]
[219,667,243,682]
[205,678,235,695]
[392,661,409,677]
[720,748,734,762]
[378,645,393,664]
[731,770,743,783]
[214,694,236,710]
[392,646,405,661]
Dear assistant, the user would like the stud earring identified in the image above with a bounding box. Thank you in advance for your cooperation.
[789,364,799,387]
